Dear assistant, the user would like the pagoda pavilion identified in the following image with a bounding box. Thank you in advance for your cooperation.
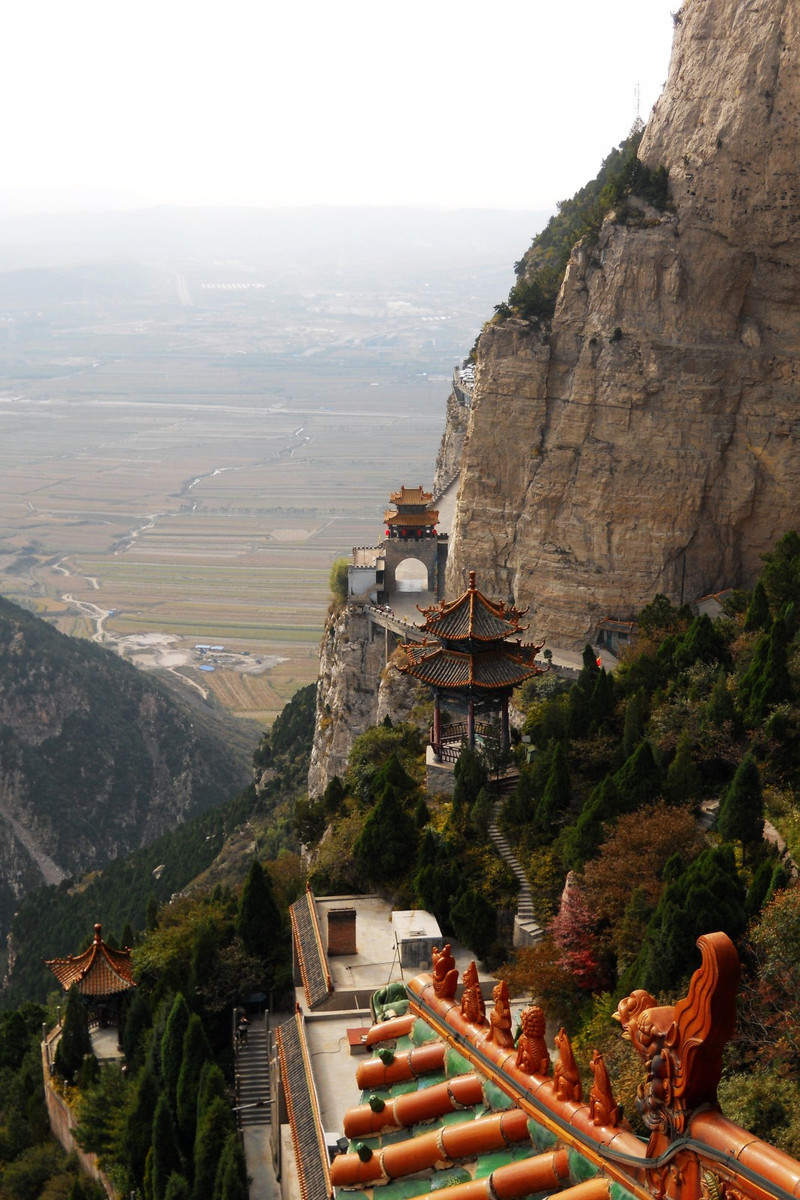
[45,923,135,1027]
[396,571,546,758]
[384,486,439,541]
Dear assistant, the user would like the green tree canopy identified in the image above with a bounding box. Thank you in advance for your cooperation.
[236,859,281,966]
[717,754,764,853]
[53,984,93,1084]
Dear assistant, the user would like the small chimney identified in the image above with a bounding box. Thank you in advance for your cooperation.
[327,907,357,956]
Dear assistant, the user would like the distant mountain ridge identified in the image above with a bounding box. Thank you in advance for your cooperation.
[0,594,256,938]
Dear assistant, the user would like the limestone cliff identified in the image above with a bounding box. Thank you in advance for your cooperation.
[445,0,800,646]
[307,605,426,797]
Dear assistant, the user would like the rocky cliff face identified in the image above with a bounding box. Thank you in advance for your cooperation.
[445,0,800,647]
[308,605,426,797]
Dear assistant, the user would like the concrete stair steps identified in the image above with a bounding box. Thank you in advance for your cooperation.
[488,800,544,948]
[235,1017,271,1127]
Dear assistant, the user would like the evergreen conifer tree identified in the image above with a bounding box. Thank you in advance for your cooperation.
[151,1093,184,1200]
[628,845,746,994]
[760,530,800,612]
[706,669,736,730]
[54,983,93,1084]
[450,888,497,962]
[122,1067,160,1190]
[237,860,281,966]
[612,739,661,813]
[532,742,571,841]
[621,688,648,759]
[160,993,190,1109]
[717,754,764,854]
[193,1096,234,1200]
[354,784,418,881]
[665,731,701,806]
[746,860,774,918]
[562,777,620,871]
[452,746,487,817]
[164,1175,191,1200]
[744,580,771,632]
[176,1013,212,1152]
[196,1062,229,1124]
[213,1133,248,1200]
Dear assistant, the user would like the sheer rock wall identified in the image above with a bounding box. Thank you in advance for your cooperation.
[445,0,800,647]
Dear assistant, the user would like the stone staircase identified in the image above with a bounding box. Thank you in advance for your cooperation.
[489,800,544,947]
[235,1013,271,1128]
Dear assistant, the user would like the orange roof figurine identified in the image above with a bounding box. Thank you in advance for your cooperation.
[44,923,135,997]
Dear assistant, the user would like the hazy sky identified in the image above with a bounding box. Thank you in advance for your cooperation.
[1,0,678,217]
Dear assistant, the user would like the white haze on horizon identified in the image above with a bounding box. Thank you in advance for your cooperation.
[0,0,678,219]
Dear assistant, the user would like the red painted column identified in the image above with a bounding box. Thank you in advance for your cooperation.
[467,698,475,748]
[433,693,442,753]
[501,694,510,751]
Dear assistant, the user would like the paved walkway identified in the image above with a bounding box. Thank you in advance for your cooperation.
[236,1011,286,1200]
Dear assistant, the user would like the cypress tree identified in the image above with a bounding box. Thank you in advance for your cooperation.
[744,580,771,632]
[213,1133,248,1200]
[452,747,487,815]
[193,1095,235,1200]
[151,1093,184,1200]
[717,754,764,854]
[54,983,93,1084]
[196,1061,228,1124]
[164,1176,191,1200]
[354,785,418,881]
[177,1014,212,1152]
[237,860,281,965]
[450,888,497,962]
[613,739,661,813]
[562,777,620,871]
[665,732,701,806]
[766,862,790,904]
[746,860,774,918]
[622,688,648,759]
[532,742,571,840]
[121,987,152,1067]
[628,845,746,994]
[706,669,736,729]
[760,530,800,612]
[122,1067,160,1190]
[160,993,190,1108]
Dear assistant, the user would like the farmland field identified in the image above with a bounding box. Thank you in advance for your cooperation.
[0,206,542,723]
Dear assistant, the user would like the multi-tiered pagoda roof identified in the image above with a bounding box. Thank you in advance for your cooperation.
[397,571,544,694]
[384,486,439,536]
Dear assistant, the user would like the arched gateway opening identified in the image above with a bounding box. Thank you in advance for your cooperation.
[394,558,428,593]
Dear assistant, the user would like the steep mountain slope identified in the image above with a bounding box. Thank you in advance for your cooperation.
[0,595,256,936]
[445,0,800,646]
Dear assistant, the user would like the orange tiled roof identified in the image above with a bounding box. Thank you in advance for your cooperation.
[325,934,800,1200]
[384,508,439,526]
[389,486,433,506]
[44,924,135,996]
[415,571,532,643]
[398,642,544,691]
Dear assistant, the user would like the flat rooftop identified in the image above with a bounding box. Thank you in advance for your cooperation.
[296,893,500,1140]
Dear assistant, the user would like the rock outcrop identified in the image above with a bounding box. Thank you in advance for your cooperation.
[308,605,427,797]
[445,0,800,647]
